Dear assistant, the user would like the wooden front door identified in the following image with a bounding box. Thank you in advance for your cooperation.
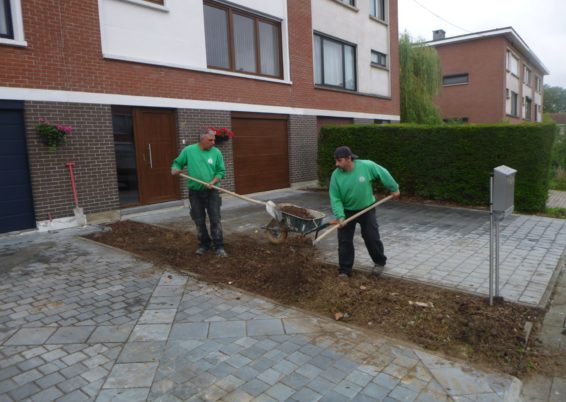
[232,113,289,194]
[133,108,180,204]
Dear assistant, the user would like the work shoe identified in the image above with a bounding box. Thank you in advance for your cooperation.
[195,246,208,256]
[215,248,228,258]
[372,264,385,277]
[337,273,350,279]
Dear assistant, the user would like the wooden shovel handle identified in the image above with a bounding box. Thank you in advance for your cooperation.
[178,173,266,206]
[313,195,394,245]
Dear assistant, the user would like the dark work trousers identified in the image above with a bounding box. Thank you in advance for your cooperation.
[337,207,386,276]
[188,189,223,250]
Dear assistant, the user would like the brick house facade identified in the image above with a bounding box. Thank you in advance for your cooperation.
[427,28,548,124]
[0,0,400,233]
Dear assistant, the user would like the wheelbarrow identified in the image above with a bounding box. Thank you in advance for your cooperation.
[264,203,333,244]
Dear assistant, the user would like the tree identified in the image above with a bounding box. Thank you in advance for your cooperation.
[544,85,566,113]
[399,32,443,124]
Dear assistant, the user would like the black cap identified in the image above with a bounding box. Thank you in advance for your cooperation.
[334,146,358,160]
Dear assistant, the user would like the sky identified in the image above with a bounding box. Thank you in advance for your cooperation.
[398,0,566,88]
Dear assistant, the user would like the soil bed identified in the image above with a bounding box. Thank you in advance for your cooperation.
[86,220,559,377]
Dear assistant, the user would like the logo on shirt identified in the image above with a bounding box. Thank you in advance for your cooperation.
[358,176,366,183]
[208,158,213,164]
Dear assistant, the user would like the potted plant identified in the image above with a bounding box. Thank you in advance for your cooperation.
[36,118,74,151]
[208,127,234,143]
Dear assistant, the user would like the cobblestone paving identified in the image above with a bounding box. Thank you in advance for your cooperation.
[0,229,523,401]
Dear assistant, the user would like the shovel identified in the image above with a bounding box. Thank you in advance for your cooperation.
[65,161,87,226]
[178,173,281,220]
[312,195,394,245]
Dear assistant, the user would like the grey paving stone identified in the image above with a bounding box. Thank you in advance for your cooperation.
[247,319,285,336]
[4,327,56,346]
[129,324,171,342]
[102,362,158,389]
[209,321,246,339]
[138,309,177,324]
[53,389,90,402]
[88,325,134,343]
[118,341,166,363]
[169,322,209,340]
[95,388,150,401]
[291,387,323,402]
[29,385,63,401]
[266,383,295,401]
[46,326,95,344]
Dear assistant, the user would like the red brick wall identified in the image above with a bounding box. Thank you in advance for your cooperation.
[434,37,507,123]
[0,0,400,117]
[24,102,119,221]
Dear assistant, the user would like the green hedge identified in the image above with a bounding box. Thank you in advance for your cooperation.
[318,123,557,212]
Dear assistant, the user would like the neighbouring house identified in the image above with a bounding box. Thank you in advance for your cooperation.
[549,113,566,136]
[0,0,399,234]
[425,27,548,124]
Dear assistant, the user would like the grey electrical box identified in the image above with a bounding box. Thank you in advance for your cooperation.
[492,165,517,218]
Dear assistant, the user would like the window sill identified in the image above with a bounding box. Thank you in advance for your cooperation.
[115,0,169,12]
[314,85,391,100]
[369,15,388,26]
[0,37,27,47]
[330,0,359,12]
[370,63,388,71]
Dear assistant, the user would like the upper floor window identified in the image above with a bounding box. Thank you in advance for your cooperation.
[443,73,469,86]
[371,50,387,68]
[203,1,282,78]
[523,66,531,86]
[370,0,385,21]
[535,76,542,92]
[507,51,519,76]
[0,0,13,39]
[339,0,356,6]
[314,33,357,91]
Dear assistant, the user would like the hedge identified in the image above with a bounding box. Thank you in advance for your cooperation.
[318,123,557,212]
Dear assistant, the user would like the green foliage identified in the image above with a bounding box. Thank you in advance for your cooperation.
[318,123,556,212]
[544,207,566,219]
[544,85,566,113]
[399,32,443,124]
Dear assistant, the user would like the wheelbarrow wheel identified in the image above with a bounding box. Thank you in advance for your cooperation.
[265,219,288,244]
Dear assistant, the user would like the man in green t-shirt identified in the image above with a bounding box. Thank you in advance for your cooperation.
[171,129,227,257]
[329,146,400,278]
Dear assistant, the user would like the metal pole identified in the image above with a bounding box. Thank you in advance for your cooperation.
[495,220,500,298]
[489,175,494,306]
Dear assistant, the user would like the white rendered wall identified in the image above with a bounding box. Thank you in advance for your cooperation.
[311,0,391,97]
[99,0,289,81]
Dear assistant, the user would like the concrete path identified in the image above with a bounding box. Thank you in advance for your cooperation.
[0,227,522,401]
[547,190,566,209]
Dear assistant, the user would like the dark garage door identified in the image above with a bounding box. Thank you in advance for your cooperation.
[0,101,35,233]
[232,113,289,194]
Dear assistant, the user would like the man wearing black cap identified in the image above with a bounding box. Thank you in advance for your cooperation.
[329,146,400,278]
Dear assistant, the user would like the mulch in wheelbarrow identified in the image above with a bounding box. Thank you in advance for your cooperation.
[84,220,563,378]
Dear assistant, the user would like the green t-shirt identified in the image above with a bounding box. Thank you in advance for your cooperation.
[329,159,399,219]
[171,144,225,190]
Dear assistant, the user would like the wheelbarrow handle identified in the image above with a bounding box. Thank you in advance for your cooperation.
[312,195,394,245]
[178,173,266,206]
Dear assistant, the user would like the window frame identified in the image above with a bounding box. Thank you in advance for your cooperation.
[523,65,531,86]
[370,0,386,21]
[510,91,518,116]
[442,73,469,86]
[203,0,283,79]
[507,51,519,76]
[370,50,387,68]
[313,32,357,91]
[0,0,14,40]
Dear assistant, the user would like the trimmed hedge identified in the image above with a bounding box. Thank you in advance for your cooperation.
[318,123,557,212]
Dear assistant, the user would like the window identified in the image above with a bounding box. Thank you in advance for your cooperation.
[525,97,532,120]
[144,0,164,4]
[370,0,385,21]
[510,91,518,116]
[524,66,531,86]
[371,50,387,68]
[535,76,541,92]
[507,51,519,76]
[203,1,282,78]
[442,74,469,86]
[0,0,13,39]
[534,103,539,122]
[314,33,356,91]
[339,0,356,6]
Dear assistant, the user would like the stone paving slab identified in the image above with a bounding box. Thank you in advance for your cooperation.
[0,228,524,401]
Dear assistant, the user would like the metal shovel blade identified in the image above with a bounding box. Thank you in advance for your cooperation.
[265,201,282,221]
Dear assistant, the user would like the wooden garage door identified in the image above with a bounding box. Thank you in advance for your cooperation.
[232,113,289,194]
[0,101,35,233]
